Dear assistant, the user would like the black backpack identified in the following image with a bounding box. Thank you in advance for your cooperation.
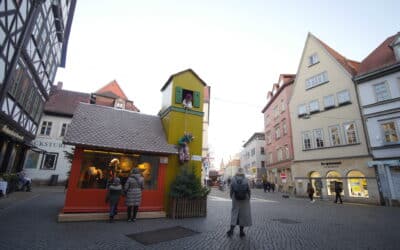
[233,178,248,200]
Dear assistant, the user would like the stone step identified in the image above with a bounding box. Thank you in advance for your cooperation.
[58,211,166,222]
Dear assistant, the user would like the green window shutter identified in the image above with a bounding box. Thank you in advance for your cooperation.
[175,87,183,104]
[193,91,200,108]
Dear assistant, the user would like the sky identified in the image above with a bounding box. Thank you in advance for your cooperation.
[55,0,399,169]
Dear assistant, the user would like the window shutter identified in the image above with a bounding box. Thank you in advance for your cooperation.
[175,87,183,104]
[193,91,200,108]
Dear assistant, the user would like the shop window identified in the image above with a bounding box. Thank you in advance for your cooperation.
[40,152,58,170]
[24,150,40,169]
[309,171,322,197]
[347,170,369,198]
[326,171,342,196]
[78,150,159,190]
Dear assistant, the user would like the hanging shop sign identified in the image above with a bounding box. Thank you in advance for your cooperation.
[1,125,24,141]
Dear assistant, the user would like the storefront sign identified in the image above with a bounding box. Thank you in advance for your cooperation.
[321,161,341,168]
[1,125,24,141]
[32,140,66,148]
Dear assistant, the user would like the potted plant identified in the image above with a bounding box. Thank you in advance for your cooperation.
[169,167,210,219]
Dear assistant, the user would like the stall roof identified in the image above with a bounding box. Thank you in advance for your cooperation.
[64,103,178,155]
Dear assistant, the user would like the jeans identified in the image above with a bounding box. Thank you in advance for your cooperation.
[109,203,118,217]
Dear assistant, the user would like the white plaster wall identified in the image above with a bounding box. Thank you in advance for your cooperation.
[24,114,73,183]
[357,72,400,107]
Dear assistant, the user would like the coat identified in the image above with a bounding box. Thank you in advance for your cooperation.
[124,174,144,206]
[230,174,252,227]
[106,184,122,206]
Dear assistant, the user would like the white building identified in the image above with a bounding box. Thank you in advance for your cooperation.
[240,132,266,178]
[24,84,89,184]
[355,32,400,206]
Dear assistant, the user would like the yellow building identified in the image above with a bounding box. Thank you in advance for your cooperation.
[159,69,207,206]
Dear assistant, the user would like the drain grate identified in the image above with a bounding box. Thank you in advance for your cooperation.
[126,226,199,245]
[272,218,301,224]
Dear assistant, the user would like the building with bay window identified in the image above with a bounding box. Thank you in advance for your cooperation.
[289,33,379,204]
[355,32,400,206]
[0,0,76,175]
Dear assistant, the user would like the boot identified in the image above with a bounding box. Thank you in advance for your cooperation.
[239,226,245,237]
[227,225,234,237]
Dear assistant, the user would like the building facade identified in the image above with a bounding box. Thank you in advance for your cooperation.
[201,86,211,185]
[0,0,76,175]
[289,33,379,204]
[240,132,265,179]
[262,74,295,192]
[24,80,139,184]
[355,32,400,206]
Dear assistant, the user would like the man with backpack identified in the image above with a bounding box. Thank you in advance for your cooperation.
[227,168,252,238]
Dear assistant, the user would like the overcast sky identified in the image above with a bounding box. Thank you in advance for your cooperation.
[55,0,399,168]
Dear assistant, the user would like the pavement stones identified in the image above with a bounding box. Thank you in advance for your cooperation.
[0,187,399,249]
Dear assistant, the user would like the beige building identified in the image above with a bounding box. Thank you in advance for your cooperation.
[289,33,379,204]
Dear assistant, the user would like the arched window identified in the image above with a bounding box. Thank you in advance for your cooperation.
[347,170,369,198]
[326,171,342,195]
[310,171,322,197]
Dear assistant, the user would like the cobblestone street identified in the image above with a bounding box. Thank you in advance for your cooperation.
[0,187,399,250]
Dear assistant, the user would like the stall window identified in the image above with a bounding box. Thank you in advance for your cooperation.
[326,171,342,196]
[347,170,369,198]
[78,150,159,190]
[24,150,40,169]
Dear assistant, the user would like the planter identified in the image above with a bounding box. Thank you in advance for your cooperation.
[169,197,207,219]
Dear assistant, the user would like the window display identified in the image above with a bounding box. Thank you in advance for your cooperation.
[78,150,159,190]
[347,170,368,198]
[326,171,342,196]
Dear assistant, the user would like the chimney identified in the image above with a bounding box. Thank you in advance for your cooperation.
[56,81,63,90]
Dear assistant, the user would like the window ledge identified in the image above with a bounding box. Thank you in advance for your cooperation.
[308,61,320,67]
[302,142,361,151]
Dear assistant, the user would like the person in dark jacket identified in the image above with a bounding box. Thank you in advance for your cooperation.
[227,168,252,238]
[334,181,343,204]
[307,182,315,203]
[105,177,122,222]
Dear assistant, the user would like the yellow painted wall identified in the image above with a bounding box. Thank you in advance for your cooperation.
[160,70,205,211]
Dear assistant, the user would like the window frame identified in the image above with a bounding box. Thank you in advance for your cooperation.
[305,71,328,90]
[329,125,342,146]
[298,104,307,116]
[308,53,319,66]
[309,100,320,114]
[40,152,58,170]
[282,119,288,135]
[380,120,399,144]
[302,131,313,150]
[373,81,391,102]
[313,128,325,148]
[60,122,68,137]
[323,95,335,109]
[275,126,281,140]
[337,90,351,105]
[39,120,52,136]
[343,121,359,144]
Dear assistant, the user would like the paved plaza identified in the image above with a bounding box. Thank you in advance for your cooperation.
[0,187,399,250]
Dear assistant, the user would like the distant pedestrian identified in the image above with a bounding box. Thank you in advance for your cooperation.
[307,182,315,203]
[125,168,144,222]
[266,181,271,192]
[262,178,267,193]
[105,177,122,222]
[334,181,343,204]
[271,182,275,192]
[227,168,252,238]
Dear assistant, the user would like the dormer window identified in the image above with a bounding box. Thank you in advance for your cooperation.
[308,53,319,66]
[115,99,125,109]
[391,34,400,61]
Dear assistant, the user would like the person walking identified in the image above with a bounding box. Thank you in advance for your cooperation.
[105,177,122,222]
[334,181,343,204]
[307,182,315,203]
[124,168,144,222]
[227,168,252,238]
